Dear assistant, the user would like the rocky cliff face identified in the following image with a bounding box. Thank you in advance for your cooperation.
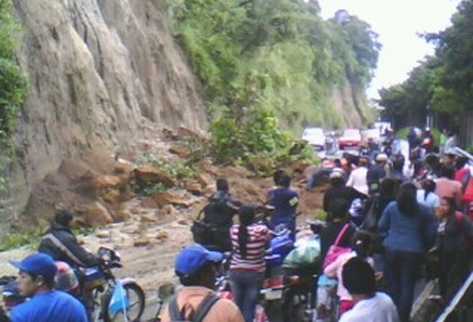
[330,81,369,129]
[8,0,207,217]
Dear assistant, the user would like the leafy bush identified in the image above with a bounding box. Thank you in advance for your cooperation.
[137,153,197,180]
[313,209,327,221]
[0,0,27,196]
[0,229,42,251]
[396,128,410,140]
[0,226,96,251]
[396,127,442,145]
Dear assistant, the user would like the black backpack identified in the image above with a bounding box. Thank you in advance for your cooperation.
[168,293,220,322]
[361,195,380,232]
[191,207,212,245]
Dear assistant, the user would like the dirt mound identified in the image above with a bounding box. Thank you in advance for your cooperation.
[217,166,269,204]
[297,186,326,217]
[21,151,124,227]
[17,126,324,233]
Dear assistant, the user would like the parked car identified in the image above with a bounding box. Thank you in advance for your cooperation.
[339,129,362,150]
[302,128,326,151]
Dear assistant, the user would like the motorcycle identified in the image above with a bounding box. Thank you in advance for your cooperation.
[83,247,146,322]
[1,248,146,322]
[279,221,323,322]
[258,225,294,322]
[153,283,176,322]
[0,276,24,312]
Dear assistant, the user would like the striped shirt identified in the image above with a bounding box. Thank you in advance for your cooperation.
[230,224,270,273]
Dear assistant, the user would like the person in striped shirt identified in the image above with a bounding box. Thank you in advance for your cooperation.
[229,206,271,322]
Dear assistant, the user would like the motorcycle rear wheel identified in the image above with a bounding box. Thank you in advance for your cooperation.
[102,282,146,322]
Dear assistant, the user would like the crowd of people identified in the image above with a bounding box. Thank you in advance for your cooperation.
[318,128,473,322]
[2,127,473,322]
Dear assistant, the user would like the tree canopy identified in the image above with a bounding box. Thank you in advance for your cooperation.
[379,0,473,129]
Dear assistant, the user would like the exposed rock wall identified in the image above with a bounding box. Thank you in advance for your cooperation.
[9,0,207,219]
[330,81,369,129]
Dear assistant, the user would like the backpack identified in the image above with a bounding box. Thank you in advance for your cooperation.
[168,293,220,322]
[191,207,212,245]
[360,196,379,232]
[463,173,473,202]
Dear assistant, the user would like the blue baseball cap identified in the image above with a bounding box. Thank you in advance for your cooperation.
[10,253,57,282]
[175,245,223,278]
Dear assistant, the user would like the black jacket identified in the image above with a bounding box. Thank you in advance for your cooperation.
[203,191,240,227]
[367,164,386,193]
[323,185,366,213]
[437,213,473,253]
[38,223,99,268]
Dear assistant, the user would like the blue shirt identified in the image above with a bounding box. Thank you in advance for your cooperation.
[268,187,299,228]
[378,201,437,253]
[11,291,88,322]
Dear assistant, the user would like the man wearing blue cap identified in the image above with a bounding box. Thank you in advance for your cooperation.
[9,253,88,322]
[161,245,244,322]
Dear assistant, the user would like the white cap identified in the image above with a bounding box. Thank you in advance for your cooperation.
[376,153,388,162]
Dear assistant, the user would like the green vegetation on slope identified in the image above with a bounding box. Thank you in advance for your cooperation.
[0,0,27,194]
[166,0,380,163]
[379,0,473,130]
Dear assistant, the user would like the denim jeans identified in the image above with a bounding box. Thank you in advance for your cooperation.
[230,271,264,322]
[385,249,422,322]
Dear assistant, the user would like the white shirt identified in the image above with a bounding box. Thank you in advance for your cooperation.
[346,167,368,195]
[417,190,440,211]
[339,292,400,322]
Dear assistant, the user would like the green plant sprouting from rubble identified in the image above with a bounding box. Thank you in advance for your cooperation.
[137,153,197,180]
[135,153,198,196]
[141,182,168,197]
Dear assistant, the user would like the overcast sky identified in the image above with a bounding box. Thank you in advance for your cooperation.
[318,0,460,98]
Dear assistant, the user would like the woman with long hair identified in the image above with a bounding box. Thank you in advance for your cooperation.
[229,206,270,322]
[377,178,401,222]
[435,197,473,301]
[378,183,437,322]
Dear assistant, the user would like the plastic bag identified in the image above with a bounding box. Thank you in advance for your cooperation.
[283,238,321,270]
[313,275,338,322]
